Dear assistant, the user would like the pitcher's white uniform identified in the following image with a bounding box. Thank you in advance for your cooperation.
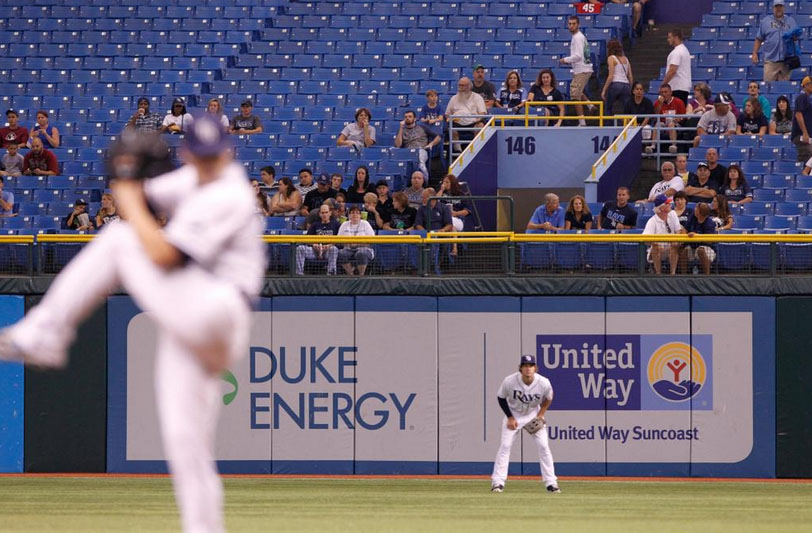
[6,160,264,533]
[491,371,558,489]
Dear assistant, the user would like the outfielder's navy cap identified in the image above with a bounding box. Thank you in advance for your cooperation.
[520,355,535,365]
[185,114,231,157]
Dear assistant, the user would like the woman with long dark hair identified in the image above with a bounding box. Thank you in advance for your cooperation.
[344,165,375,204]
[269,177,303,215]
[769,95,793,135]
[600,39,633,116]
[528,69,565,127]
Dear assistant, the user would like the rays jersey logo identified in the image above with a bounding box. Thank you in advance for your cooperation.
[647,342,707,403]
[512,390,542,404]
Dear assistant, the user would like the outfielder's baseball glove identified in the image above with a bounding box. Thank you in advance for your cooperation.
[106,130,175,181]
[523,417,546,434]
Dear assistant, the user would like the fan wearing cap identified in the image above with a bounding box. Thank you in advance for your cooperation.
[685,162,720,204]
[472,64,497,108]
[752,0,799,82]
[643,194,683,275]
[301,172,337,216]
[491,354,560,494]
[693,94,737,148]
[229,100,263,135]
[0,109,29,149]
[0,114,265,533]
[62,198,93,231]
[160,97,194,134]
[792,77,812,163]
[127,98,163,133]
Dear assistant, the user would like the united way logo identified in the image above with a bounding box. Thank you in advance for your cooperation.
[647,342,707,402]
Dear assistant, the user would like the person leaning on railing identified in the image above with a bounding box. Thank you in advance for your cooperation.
[526,193,565,233]
[643,194,682,275]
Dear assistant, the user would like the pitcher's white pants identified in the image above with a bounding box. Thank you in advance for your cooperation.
[491,413,558,488]
[11,222,250,533]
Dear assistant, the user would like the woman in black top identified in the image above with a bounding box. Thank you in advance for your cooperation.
[528,69,565,127]
[736,97,768,136]
[672,191,691,229]
[564,195,593,231]
[623,82,655,129]
[344,165,375,204]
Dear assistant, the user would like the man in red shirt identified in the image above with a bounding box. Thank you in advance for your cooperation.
[23,137,59,176]
[651,83,686,154]
[0,110,29,149]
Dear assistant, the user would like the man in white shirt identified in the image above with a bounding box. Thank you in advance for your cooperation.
[445,77,487,151]
[559,15,594,126]
[643,194,683,274]
[491,355,560,494]
[662,29,692,105]
[647,161,685,200]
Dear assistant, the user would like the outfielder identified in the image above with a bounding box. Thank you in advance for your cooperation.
[0,115,265,533]
[491,354,560,493]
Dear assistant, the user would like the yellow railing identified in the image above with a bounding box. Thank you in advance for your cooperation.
[590,116,639,180]
[0,235,35,244]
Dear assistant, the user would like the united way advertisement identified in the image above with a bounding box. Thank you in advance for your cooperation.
[106,296,775,477]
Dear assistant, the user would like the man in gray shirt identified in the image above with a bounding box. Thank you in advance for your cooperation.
[693,94,737,147]
[394,110,441,179]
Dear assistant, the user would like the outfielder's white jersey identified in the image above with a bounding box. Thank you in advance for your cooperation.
[145,162,265,298]
[497,372,553,417]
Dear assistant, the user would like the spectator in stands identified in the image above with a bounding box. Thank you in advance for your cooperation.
[439,173,470,254]
[345,165,375,204]
[251,179,271,216]
[752,0,799,82]
[598,1,649,38]
[334,192,348,222]
[528,69,565,127]
[29,110,60,149]
[737,97,769,136]
[362,192,384,232]
[302,173,336,217]
[686,83,713,117]
[559,16,594,126]
[720,164,753,205]
[384,191,417,231]
[415,188,453,233]
[0,110,29,149]
[419,89,445,138]
[337,108,375,150]
[648,83,685,154]
[624,82,655,140]
[269,176,302,215]
[675,154,696,185]
[686,162,719,204]
[338,205,376,276]
[710,195,734,231]
[330,173,345,195]
[0,180,14,217]
[304,198,337,229]
[206,98,230,130]
[260,166,277,192]
[743,82,772,118]
[681,202,717,275]
[770,95,793,135]
[23,137,58,176]
[598,187,638,230]
[527,193,565,233]
[663,29,691,105]
[296,203,340,276]
[643,195,682,275]
[127,98,162,132]
[472,65,497,109]
[564,195,593,231]
[160,97,193,134]
[693,94,737,148]
[230,100,263,135]
[792,76,812,163]
[404,171,426,209]
[705,148,727,185]
[63,198,93,231]
[672,191,691,229]
[601,39,633,116]
[295,168,317,197]
[375,180,393,220]
[446,78,487,148]
[394,110,440,179]
[0,143,24,177]
[95,192,120,228]
[496,70,527,114]
[648,161,684,200]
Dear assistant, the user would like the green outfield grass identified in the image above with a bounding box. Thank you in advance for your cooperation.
[0,477,810,532]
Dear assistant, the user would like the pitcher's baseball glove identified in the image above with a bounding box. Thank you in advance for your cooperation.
[107,129,174,181]
[523,417,546,434]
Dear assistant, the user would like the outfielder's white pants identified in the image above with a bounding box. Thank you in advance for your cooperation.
[12,222,250,533]
[491,413,558,488]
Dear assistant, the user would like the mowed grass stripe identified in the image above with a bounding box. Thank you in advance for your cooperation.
[0,478,809,532]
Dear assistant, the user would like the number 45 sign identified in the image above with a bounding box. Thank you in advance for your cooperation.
[575,2,603,14]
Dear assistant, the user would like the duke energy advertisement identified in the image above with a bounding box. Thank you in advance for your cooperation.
[107,296,774,477]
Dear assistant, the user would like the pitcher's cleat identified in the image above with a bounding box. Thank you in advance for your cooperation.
[546,485,562,494]
[491,484,504,493]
